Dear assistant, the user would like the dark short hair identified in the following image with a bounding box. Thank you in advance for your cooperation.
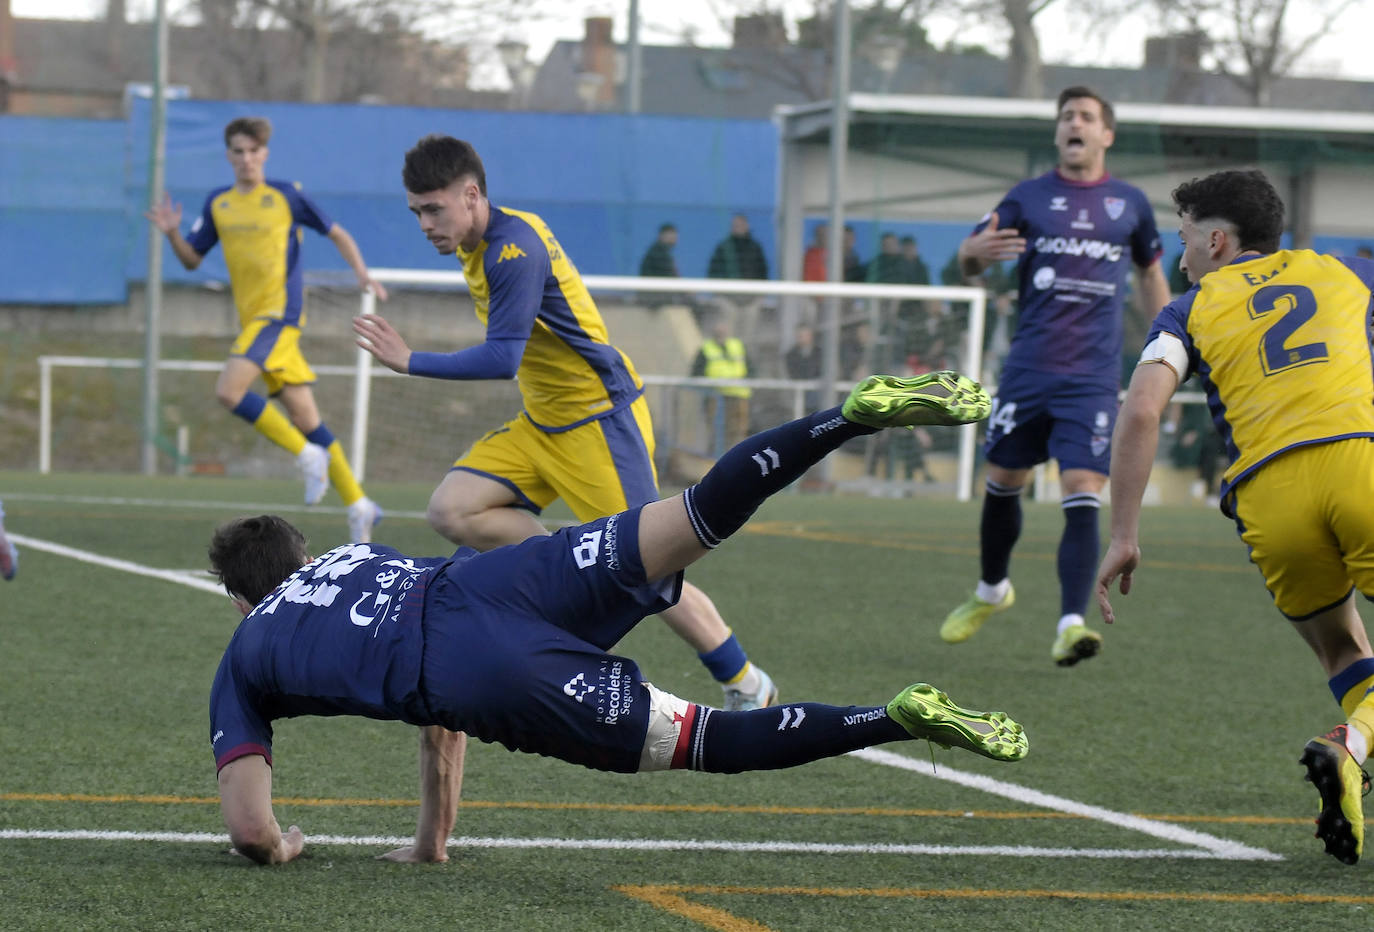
[1056,86,1115,131]
[224,117,272,147]
[899,235,915,246]
[209,515,310,607]
[659,223,677,233]
[403,135,487,195]
[1171,169,1285,254]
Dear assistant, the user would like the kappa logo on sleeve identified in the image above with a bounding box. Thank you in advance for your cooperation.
[496,242,527,263]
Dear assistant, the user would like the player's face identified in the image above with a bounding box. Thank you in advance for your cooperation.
[226,134,268,187]
[1177,213,1223,284]
[1054,97,1114,177]
[407,177,483,254]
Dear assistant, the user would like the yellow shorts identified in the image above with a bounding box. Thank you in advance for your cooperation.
[1231,439,1374,619]
[230,318,316,396]
[454,396,658,521]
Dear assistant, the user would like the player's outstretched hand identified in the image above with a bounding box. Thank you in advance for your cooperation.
[965,211,1026,264]
[144,192,183,235]
[1095,539,1141,625]
[353,313,411,374]
[376,843,449,864]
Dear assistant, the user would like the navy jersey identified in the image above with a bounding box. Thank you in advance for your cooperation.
[977,170,1161,385]
[209,543,449,771]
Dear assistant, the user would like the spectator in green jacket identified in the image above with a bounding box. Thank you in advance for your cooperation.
[707,214,769,280]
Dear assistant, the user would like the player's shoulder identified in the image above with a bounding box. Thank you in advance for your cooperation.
[203,183,234,204]
[484,207,550,265]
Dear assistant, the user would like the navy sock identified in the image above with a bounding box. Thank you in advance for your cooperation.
[683,406,875,548]
[230,392,267,424]
[699,633,749,683]
[1058,494,1101,616]
[304,424,336,448]
[979,479,1023,584]
[681,702,910,773]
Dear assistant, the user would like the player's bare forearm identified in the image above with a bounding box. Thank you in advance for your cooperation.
[381,726,466,863]
[1135,261,1172,319]
[328,225,389,300]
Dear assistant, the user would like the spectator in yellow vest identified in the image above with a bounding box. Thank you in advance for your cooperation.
[692,315,753,453]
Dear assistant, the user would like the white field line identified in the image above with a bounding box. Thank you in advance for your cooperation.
[0,829,1266,860]
[3,522,1283,863]
[850,748,1281,861]
[0,491,426,522]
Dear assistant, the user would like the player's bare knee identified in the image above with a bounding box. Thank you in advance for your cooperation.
[638,682,692,772]
[215,386,244,410]
[426,495,476,545]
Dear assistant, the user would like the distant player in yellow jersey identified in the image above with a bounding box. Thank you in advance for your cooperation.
[146,116,385,542]
[1097,169,1374,866]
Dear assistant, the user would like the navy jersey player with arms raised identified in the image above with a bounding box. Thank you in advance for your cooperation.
[208,373,1028,865]
[940,86,1172,666]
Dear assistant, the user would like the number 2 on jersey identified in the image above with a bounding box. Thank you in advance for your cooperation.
[1248,284,1327,376]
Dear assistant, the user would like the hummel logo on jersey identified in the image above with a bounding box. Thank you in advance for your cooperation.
[564,673,595,701]
[750,447,781,476]
[573,530,602,568]
[497,243,527,263]
[1049,196,1068,211]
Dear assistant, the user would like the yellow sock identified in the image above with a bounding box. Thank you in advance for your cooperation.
[327,440,365,506]
[1339,673,1374,718]
[251,404,307,455]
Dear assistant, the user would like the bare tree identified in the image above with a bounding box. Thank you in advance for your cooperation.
[181,0,543,103]
[1150,0,1360,105]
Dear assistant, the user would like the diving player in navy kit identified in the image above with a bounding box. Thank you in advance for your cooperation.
[209,372,1029,865]
[939,86,1172,666]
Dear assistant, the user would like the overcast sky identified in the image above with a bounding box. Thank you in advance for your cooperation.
[17,0,1374,85]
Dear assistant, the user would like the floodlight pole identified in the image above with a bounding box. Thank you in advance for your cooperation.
[820,0,850,482]
[626,0,642,114]
[141,0,169,475]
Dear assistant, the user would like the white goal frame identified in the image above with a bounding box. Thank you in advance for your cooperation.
[37,272,989,500]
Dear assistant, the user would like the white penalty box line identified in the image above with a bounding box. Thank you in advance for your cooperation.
[5,527,1282,863]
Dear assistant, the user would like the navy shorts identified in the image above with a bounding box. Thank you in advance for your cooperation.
[985,366,1118,474]
[417,507,683,773]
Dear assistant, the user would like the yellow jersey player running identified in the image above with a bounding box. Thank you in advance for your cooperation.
[1098,169,1374,866]
[146,116,385,542]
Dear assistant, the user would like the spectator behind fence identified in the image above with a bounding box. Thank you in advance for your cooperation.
[802,223,828,282]
[638,222,681,307]
[692,314,753,452]
[707,214,769,280]
[784,323,823,411]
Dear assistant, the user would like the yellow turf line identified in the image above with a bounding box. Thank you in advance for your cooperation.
[0,792,1309,824]
[613,883,1374,931]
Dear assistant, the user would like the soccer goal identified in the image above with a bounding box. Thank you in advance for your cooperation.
[36,272,990,499]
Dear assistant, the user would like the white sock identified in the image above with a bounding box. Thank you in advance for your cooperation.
[1057,614,1085,636]
[1345,723,1369,765]
[729,663,760,694]
[976,579,1010,605]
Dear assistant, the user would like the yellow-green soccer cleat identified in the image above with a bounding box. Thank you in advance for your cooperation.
[940,584,1015,644]
[1051,624,1103,667]
[1300,725,1371,866]
[886,683,1028,762]
[842,371,991,429]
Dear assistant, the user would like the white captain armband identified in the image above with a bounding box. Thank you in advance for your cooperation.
[1137,332,1188,386]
